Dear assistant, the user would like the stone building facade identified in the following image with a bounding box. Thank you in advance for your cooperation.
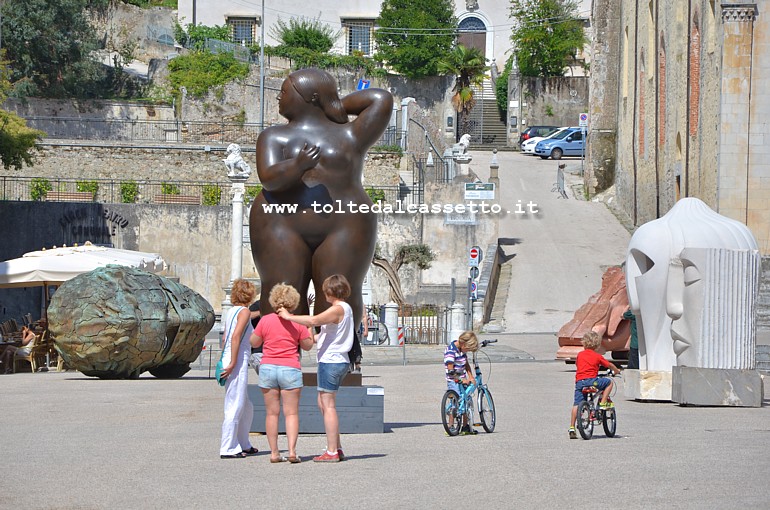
[589,0,770,255]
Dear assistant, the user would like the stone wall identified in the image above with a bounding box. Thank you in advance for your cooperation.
[0,187,438,322]
[0,201,235,322]
[92,2,179,63]
[606,1,768,255]
[3,98,176,122]
[521,76,589,129]
[586,0,620,195]
[7,143,401,191]
[506,73,590,148]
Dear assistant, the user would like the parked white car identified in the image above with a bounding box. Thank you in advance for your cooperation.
[521,127,568,155]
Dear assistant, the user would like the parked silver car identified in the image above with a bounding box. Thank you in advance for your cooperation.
[534,127,586,160]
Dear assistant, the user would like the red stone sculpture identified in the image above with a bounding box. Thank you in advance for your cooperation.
[557,266,631,362]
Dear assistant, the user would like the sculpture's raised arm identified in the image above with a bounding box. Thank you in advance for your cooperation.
[342,88,394,149]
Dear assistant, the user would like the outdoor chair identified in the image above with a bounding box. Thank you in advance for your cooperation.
[13,331,50,373]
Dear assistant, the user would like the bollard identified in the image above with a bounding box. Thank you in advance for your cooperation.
[472,301,484,331]
[384,302,400,346]
[449,303,465,345]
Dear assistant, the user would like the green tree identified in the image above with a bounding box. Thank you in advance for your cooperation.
[0,52,43,170]
[495,56,514,114]
[173,22,231,51]
[167,52,249,98]
[270,15,340,53]
[437,45,487,137]
[1,0,111,97]
[373,243,435,305]
[509,0,587,77]
[375,0,456,79]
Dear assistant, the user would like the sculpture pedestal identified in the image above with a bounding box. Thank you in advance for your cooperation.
[672,366,764,407]
[248,372,384,433]
[623,369,672,401]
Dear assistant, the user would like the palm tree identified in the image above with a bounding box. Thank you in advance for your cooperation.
[437,45,487,140]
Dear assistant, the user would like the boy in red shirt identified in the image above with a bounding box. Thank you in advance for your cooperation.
[569,331,620,439]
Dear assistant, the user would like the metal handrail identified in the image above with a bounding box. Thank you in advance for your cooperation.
[408,117,448,164]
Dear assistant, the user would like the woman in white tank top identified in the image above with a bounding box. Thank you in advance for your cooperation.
[278,274,354,463]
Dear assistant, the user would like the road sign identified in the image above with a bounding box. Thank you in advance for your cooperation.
[469,246,481,267]
[469,266,479,280]
[579,112,588,128]
[470,281,478,300]
[464,182,495,200]
[357,79,371,90]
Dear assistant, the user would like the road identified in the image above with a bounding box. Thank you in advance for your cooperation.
[1,360,768,509]
[471,150,630,336]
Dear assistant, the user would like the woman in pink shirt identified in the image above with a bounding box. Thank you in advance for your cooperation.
[251,283,313,463]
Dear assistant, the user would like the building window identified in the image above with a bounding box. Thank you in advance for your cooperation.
[343,19,374,56]
[227,17,258,45]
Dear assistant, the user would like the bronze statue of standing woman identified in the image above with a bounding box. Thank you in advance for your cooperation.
[249,69,393,325]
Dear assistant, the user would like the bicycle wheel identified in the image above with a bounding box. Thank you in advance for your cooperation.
[478,387,496,433]
[576,400,594,439]
[441,390,461,436]
[602,407,617,437]
[378,324,390,345]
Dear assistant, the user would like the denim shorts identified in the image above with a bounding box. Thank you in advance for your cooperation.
[317,362,349,393]
[446,380,462,395]
[573,377,611,405]
[258,364,303,390]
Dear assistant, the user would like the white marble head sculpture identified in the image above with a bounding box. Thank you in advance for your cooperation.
[666,247,759,368]
[625,198,758,371]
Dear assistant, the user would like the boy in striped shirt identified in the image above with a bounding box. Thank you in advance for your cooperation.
[444,331,480,435]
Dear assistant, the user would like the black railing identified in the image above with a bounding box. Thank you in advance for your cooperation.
[1,176,411,209]
[0,176,250,206]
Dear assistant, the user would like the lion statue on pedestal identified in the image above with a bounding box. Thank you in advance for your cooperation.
[223,143,252,177]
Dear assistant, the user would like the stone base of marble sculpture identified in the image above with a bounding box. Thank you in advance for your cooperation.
[623,369,672,401]
[672,366,764,407]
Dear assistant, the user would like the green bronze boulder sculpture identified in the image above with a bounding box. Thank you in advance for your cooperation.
[48,265,215,379]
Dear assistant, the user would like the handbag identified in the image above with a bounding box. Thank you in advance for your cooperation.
[348,320,363,367]
[216,307,242,387]
[215,356,226,387]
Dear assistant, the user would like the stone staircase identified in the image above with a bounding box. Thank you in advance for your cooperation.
[465,80,507,148]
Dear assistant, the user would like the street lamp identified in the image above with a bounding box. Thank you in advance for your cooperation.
[259,1,265,131]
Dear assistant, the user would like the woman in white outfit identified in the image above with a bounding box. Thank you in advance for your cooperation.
[219,279,259,459]
[279,274,354,463]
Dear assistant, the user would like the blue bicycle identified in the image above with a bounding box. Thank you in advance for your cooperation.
[441,339,497,436]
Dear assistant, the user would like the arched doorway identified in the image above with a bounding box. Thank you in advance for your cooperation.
[458,16,486,55]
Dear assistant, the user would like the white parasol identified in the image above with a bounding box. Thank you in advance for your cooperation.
[0,242,167,288]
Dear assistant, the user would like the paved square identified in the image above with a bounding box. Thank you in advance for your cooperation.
[2,339,768,509]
